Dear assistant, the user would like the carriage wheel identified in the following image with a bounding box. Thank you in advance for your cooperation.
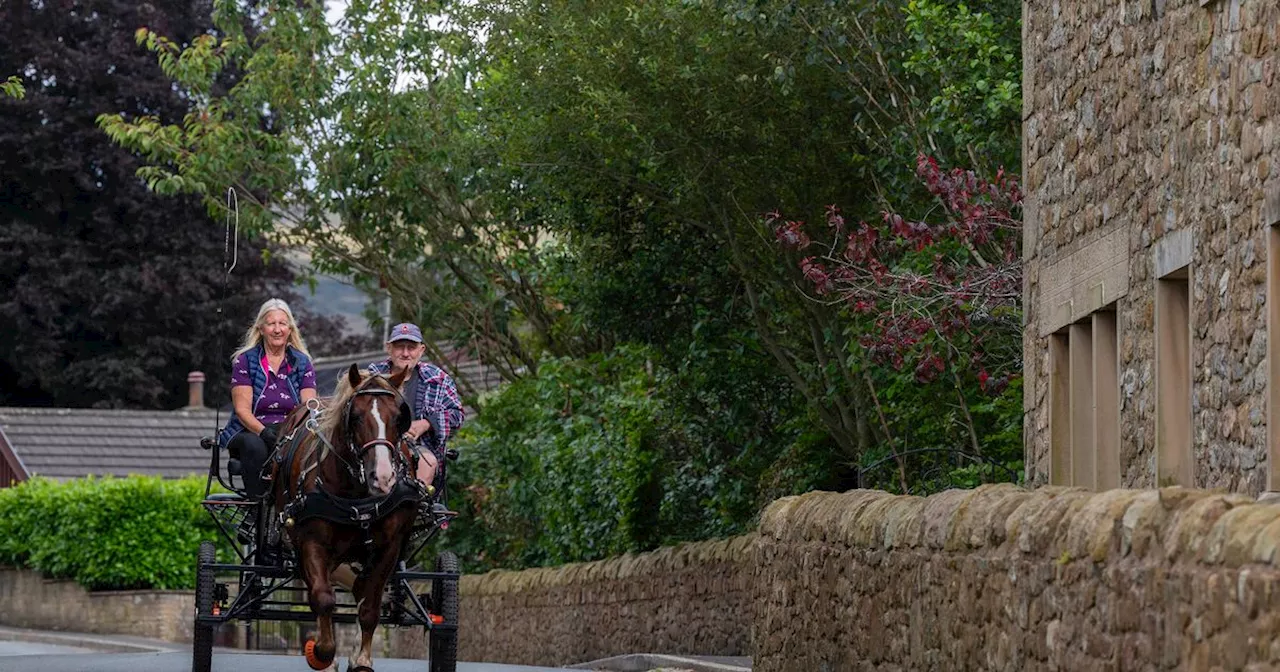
[428,550,459,672]
[192,540,216,672]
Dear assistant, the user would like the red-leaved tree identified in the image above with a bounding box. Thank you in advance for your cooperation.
[771,154,1022,401]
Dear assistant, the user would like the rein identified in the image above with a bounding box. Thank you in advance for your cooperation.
[279,374,424,532]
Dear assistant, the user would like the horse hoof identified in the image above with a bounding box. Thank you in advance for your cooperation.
[348,666,375,672]
[304,640,331,670]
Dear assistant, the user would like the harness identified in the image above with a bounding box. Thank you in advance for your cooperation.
[277,379,426,535]
[283,478,424,530]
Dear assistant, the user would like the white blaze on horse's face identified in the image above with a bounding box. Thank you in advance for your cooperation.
[367,398,397,496]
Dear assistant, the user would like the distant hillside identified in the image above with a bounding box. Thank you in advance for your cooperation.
[297,272,375,335]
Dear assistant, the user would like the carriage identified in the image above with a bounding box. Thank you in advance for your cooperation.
[191,369,461,672]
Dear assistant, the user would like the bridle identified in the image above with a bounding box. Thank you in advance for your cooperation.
[327,376,412,489]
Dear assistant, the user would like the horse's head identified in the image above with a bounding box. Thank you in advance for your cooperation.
[339,363,412,497]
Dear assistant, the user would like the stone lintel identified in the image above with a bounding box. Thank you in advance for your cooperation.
[1038,225,1130,337]
[1082,281,1106,316]
[1154,228,1193,278]
[1264,188,1280,228]
[1047,300,1072,333]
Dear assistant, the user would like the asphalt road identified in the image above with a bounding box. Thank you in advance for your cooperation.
[0,651,580,672]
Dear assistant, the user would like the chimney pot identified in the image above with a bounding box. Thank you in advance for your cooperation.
[187,371,206,409]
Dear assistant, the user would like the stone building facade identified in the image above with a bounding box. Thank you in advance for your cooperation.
[1023,0,1280,494]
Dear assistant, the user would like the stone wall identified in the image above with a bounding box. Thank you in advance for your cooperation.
[1023,0,1280,492]
[388,535,754,666]
[754,483,1280,671]
[0,568,196,642]
[18,483,1280,670]
[0,535,753,666]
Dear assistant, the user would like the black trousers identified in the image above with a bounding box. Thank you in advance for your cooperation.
[227,429,270,499]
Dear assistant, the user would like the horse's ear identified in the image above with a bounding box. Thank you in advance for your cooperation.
[397,402,413,436]
[347,363,361,388]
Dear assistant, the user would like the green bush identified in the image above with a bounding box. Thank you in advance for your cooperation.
[0,475,226,590]
[442,344,840,573]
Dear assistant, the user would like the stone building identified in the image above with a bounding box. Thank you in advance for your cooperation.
[1022,0,1280,494]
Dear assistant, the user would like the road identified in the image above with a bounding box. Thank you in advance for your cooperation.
[0,642,98,657]
[0,651,581,672]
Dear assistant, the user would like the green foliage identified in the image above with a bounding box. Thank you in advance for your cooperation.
[443,345,839,572]
[903,0,1022,170]
[856,375,1024,495]
[97,0,570,382]
[445,347,670,569]
[97,0,1028,573]
[0,476,229,590]
[1,75,23,99]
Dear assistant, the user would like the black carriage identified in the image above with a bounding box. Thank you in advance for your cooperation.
[191,432,461,672]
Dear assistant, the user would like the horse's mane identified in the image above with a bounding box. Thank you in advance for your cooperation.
[318,368,396,437]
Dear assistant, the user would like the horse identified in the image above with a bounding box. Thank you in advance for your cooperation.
[271,363,425,672]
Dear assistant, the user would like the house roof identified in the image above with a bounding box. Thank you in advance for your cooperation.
[0,344,504,485]
[310,343,505,411]
[0,407,220,482]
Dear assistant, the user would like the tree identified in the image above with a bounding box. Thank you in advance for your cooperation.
[98,0,579,386]
[0,0,320,409]
[96,0,1028,567]
[772,155,1024,490]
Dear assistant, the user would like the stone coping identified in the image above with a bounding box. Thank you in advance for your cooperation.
[760,483,1280,567]
[462,535,754,595]
[0,568,191,595]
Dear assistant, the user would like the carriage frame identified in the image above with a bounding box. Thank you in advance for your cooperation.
[191,433,461,672]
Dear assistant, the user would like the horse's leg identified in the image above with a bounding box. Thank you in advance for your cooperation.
[299,539,340,670]
[351,544,401,671]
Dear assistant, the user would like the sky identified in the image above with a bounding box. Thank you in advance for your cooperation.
[325,0,348,27]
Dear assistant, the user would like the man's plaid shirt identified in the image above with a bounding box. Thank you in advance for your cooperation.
[368,359,465,458]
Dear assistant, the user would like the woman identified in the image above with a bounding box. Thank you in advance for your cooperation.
[218,298,317,500]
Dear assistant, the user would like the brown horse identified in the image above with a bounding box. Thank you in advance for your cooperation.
[272,364,423,672]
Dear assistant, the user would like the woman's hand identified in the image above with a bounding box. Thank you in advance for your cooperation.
[258,423,280,449]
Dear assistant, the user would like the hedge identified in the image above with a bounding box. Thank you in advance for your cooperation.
[0,475,228,590]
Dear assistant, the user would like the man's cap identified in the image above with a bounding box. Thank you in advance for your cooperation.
[387,323,424,344]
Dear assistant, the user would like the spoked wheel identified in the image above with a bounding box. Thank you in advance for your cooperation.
[428,550,459,672]
[192,540,216,672]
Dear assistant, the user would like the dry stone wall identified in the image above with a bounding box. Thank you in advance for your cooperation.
[1023,0,1280,492]
[388,535,754,666]
[15,483,1280,670]
[754,483,1280,672]
[0,536,754,665]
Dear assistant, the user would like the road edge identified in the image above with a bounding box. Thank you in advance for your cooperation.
[567,653,752,672]
[0,625,180,654]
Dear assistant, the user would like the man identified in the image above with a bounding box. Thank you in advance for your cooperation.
[368,323,465,499]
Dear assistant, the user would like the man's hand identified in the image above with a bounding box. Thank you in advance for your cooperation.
[404,418,432,442]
